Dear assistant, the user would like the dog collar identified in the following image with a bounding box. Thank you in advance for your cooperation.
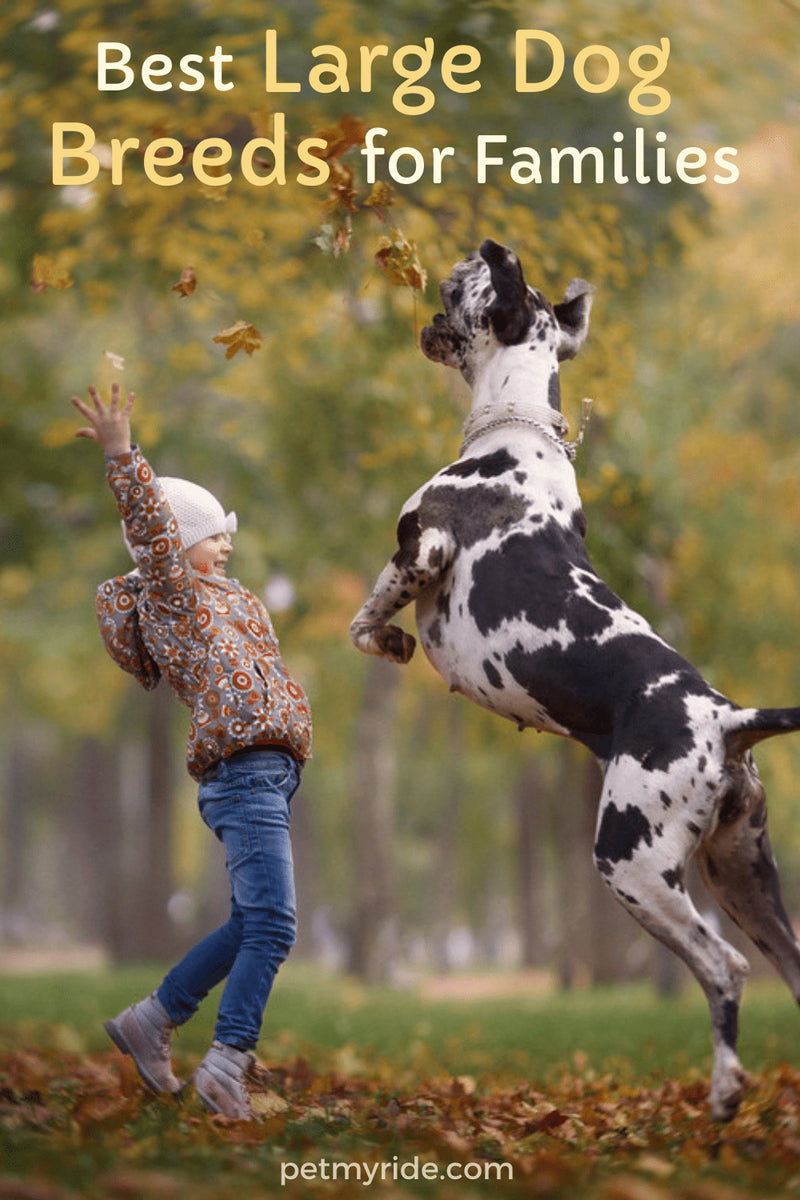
[460,414,573,458]
[459,398,593,461]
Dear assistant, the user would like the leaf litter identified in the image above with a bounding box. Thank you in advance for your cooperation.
[2,1044,800,1198]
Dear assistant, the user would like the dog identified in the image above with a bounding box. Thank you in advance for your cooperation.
[350,238,800,1121]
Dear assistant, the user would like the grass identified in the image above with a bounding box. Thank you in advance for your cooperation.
[1,960,798,1085]
[3,963,800,1199]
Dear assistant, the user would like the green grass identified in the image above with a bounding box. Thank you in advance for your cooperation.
[3,964,800,1200]
[1,960,798,1085]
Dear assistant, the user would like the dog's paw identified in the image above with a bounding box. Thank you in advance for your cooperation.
[376,626,416,663]
[709,1059,750,1122]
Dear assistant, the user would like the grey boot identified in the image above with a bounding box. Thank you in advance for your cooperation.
[104,992,183,1094]
[194,1041,255,1118]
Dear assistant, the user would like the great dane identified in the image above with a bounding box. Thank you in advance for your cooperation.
[350,238,800,1120]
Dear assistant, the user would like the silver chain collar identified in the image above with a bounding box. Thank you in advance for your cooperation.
[459,398,593,461]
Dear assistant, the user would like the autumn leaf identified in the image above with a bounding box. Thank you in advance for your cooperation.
[31,254,73,293]
[364,180,394,219]
[325,160,359,213]
[172,267,197,298]
[250,1090,289,1117]
[374,230,427,291]
[5,1046,800,1199]
[312,114,369,161]
[212,320,263,359]
[314,221,352,259]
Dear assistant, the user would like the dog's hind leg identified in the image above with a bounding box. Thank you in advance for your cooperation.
[593,763,750,1121]
[696,752,800,1002]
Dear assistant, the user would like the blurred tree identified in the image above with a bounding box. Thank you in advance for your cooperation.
[1,0,797,982]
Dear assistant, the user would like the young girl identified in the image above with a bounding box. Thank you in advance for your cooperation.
[72,383,312,1118]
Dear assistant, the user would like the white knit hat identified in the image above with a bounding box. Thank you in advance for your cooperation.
[158,477,238,548]
[122,476,237,559]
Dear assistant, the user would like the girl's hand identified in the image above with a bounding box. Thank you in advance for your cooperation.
[71,382,135,456]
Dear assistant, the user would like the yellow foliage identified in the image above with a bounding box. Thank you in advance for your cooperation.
[42,417,81,449]
[677,426,771,507]
[31,254,74,292]
[675,122,800,366]
[133,410,164,446]
[167,341,213,374]
[0,565,34,604]
[671,527,706,585]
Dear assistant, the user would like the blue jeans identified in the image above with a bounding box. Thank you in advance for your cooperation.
[157,749,300,1050]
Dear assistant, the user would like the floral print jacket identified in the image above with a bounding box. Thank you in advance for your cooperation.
[96,446,312,780]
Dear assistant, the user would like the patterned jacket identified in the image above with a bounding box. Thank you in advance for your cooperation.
[96,446,312,780]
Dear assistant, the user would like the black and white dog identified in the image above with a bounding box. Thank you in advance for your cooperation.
[351,239,800,1120]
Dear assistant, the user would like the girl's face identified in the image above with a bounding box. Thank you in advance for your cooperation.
[187,533,233,577]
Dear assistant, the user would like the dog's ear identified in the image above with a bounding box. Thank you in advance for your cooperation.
[420,313,462,368]
[554,279,594,361]
[480,239,534,346]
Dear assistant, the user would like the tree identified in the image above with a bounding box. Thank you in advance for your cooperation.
[1,0,798,980]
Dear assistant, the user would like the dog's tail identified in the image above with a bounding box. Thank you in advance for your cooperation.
[725,706,800,755]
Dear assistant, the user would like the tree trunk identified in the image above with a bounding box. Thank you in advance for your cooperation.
[1,737,29,941]
[290,781,318,959]
[553,745,587,988]
[430,705,464,971]
[138,683,176,957]
[515,755,549,968]
[347,657,399,983]
[113,684,177,961]
[70,735,125,950]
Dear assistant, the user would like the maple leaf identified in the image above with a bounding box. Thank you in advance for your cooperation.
[374,230,428,292]
[31,253,73,293]
[312,114,369,161]
[212,320,263,359]
[172,266,197,298]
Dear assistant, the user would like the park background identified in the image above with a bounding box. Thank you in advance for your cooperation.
[2,1,800,1195]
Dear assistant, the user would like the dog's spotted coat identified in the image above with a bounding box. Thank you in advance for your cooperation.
[351,239,800,1121]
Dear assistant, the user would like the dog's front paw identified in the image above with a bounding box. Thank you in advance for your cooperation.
[376,625,416,664]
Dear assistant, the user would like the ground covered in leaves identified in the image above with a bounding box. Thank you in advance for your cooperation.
[3,1045,800,1199]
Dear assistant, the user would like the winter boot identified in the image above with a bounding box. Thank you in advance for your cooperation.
[194,1041,255,1118]
[104,992,183,1094]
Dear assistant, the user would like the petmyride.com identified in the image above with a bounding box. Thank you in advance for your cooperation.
[279,1156,513,1186]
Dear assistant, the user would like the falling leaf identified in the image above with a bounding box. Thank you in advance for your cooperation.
[364,180,394,218]
[374,230,427,291]
[171,267,197,298]
[212,320,263,359]
[31,254,73,292]
[325,161,359,213]
[312,114,369,161]
[314,221,351,259]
